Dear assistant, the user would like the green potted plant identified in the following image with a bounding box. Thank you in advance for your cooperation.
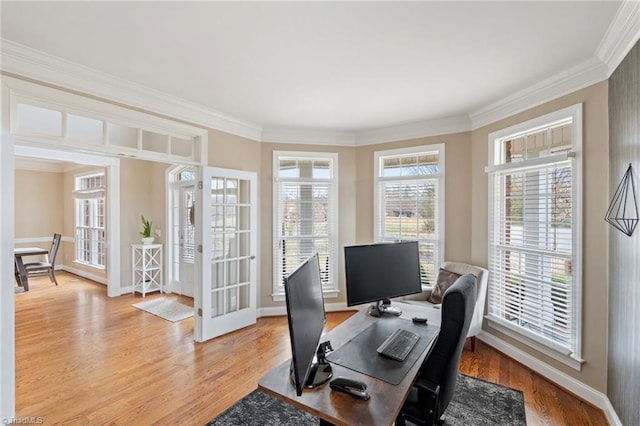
[140,215,154,244]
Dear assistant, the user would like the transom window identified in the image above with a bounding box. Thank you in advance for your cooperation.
[74,172,106,269]
[374,144,445,286]
[8,76,208,167]
[486,104,583,369]
[273,151,339,299]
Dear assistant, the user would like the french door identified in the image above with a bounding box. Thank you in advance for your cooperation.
[194,167,258,342]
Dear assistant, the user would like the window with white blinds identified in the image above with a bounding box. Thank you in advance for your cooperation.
[74,172,106,269]
[273,151,339,299]
[374,144,444,287]
[486,104,583,367]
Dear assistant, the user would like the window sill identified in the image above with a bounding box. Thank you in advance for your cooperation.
[486,317,584,371]
[73,260,106,271]
[272,289,339,303]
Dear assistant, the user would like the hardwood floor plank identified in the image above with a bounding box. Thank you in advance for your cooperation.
[15,273,607,425]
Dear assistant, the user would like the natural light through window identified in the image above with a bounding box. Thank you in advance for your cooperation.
[486,104,583,369]
[74,172,106,269]
[374,144,445,287]
[273,151,338,299]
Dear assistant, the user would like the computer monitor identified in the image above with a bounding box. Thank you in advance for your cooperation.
[284,254,333,396]
[344,241,422,317]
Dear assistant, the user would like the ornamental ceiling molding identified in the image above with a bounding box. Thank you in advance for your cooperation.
[1,1,637,146]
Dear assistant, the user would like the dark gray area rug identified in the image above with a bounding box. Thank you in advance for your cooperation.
[207,374,526,426]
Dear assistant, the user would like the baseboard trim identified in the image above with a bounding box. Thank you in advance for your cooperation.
[603,395,624,426]
[60,265,107,285]
[478,331,616,420]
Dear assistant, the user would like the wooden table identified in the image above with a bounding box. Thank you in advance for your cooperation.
[258,304,440,426]
[14,247,49,291]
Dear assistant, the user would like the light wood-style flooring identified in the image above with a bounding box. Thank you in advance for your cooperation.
[15,272,607,425]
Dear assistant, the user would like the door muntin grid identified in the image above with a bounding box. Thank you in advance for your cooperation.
[209,177,252,317]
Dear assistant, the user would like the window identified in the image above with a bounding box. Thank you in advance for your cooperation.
[74,172,106,268]
[13,95,204,163]
[374,144,445,286]
[273,151,338,299]
[486,104,583,369]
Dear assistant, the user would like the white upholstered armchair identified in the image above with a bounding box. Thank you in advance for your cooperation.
[403,261,489,351]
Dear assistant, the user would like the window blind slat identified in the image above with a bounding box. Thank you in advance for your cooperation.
[374,144,444,288]
[273,152,338,296]
[487,110,580,360]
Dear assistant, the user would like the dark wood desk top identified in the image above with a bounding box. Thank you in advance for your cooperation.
[258,305,439,426]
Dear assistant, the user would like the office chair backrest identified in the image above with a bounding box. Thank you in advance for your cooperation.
[419,273,476,418]
[49,233,62,266]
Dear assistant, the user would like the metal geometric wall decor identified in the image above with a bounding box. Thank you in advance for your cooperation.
[605,163,639,237]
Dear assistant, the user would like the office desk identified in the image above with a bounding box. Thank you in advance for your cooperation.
[14,247,49,291]
[258,305,439,426]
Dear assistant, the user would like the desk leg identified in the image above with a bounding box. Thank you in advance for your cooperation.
[14,256,29,291]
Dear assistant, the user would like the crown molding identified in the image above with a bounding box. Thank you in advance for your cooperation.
[261,115,473,147]
[470,57,608,130]
[14,156,87,173]
[14,157,65,173]
[355,115,472,146]
[595,0,640,77]
[2,10,633,148]
[0,39,263,141]
[261,128,357,146]
[14,144,118,171]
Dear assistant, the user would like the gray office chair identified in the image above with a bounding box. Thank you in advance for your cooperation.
[396,274,477,426]
[24,233,62,286]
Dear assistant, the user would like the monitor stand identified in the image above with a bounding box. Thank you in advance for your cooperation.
[290,341,333,390]
[367,299,403,317]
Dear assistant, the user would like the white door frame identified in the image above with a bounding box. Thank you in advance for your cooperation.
[165,165,196,297]
[14,145,121,296]
[0,104,17,419]
[0,77,208,420]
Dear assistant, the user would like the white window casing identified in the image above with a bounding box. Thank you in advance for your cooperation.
[74,171,106,269]
[374,144,445,287]
[272,151,339,301]
[486,104,583,370]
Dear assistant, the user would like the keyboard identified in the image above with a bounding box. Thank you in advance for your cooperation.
[376,328,420,361]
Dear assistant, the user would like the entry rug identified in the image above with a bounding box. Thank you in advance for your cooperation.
[207,374,526,426]
[132,298,194,322]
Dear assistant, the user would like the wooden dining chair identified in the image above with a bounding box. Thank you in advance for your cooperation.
[24,233,62,286]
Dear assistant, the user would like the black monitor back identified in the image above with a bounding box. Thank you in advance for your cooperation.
[284,254,326,396]
[344,241,422,306]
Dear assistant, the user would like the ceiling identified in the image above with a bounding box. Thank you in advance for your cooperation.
[0,1,634,145]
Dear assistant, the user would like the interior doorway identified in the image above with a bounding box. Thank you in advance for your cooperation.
[1,74,209,419]
[14,145,120,294]
[167,166,196,297]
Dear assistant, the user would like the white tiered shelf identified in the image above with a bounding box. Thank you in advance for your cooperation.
[131,243,163,297]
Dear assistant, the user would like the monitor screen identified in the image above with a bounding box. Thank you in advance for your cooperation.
[284,254,332,396]
[344,241,422,313]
